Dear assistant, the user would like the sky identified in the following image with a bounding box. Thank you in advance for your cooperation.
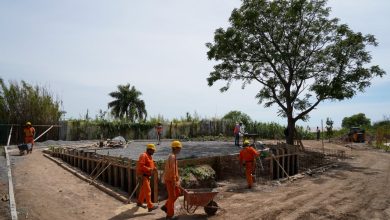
[1,0,389,129]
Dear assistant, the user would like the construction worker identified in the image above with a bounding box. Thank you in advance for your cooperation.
[156,122,163,145]
[136,143,158,212]
[161,140,182,220]
[239,122,246,145]
[239,140,260,189]
[234,122,240,146]
[23,122,35,153]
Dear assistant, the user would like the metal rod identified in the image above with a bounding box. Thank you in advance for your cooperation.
[272,154,290,179]
[127,182,140,203]
[34,125,54,142]
[90,162,112,184]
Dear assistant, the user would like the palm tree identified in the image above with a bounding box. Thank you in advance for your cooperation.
[108,84,147,122]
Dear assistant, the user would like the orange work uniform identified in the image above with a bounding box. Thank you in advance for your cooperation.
[239,146,260,188]
[136,152,156,209]
[163,153,180,218]
[23,127,35,145]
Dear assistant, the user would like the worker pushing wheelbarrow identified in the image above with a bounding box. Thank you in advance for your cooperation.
[180,186,219,216]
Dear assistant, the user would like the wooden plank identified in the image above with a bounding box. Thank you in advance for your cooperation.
[86,153,90,173]
[152,169,158,203]
[114,166,118,187]
[5,146,18,220]
[108,163,112,185]
[120,168,125,190]
[127,159,133,194]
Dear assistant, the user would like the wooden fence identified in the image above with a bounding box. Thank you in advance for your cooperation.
[48,147,159,203]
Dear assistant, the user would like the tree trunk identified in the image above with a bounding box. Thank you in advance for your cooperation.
[287,118,295,145]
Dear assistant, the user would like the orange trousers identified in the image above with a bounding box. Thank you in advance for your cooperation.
[164,180,180,217]
[137,176,153,209]
[245,162,254,187]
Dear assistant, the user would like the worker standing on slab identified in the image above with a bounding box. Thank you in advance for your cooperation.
[156,122,163,145]
[239,140,260,189]
[316,126,320,141]
[239,122,246,146]
[234,122,240,146]
[23,122,35,153]
[136,143,158,212]
[161,140,182,220]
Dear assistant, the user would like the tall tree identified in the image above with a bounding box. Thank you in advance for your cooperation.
[325,117,334,142]
[108,83,147,122]
[0,78,62,125]
[341,113,371,128]
[222,110,252,126]
[206,0,385,144]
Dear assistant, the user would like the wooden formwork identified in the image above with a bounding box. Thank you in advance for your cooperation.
[48,147,159,203]
[46,144,304,202]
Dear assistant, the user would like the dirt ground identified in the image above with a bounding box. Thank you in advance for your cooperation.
[1,140,390,220]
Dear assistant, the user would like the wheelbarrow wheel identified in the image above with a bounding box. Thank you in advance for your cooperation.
[204,200,218,216]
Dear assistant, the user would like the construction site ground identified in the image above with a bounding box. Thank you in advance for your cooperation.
[1,140,390,220]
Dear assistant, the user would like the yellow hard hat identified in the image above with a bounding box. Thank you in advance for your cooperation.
[171,140,182,148]
[26,122,32,126]
[146,143,156,151]
[243,140,250,145]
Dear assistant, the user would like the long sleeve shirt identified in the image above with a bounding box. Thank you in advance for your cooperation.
[239,146,260,165]
[136,152,155,176]
[163,153,179,183]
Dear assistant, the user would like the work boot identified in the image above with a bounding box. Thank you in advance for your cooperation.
[161,205,167,213]
[136,203,146,209]
[148,205,158,212]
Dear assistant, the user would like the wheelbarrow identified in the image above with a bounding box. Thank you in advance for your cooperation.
[180,186,219,216]
[17,143,32,155]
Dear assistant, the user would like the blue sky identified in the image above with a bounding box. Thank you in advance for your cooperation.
[0,0,389,129]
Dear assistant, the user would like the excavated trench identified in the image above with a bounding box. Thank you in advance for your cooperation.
[43,140,338,203]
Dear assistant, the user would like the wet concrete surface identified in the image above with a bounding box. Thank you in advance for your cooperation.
[7,140,242,161]
[96,140,241,161]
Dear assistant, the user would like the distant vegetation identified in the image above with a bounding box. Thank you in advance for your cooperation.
[0,78,63,125]
[1,79,388,149]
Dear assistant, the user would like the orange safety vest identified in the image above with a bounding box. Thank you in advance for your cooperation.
[239,146,260,164]
[24,127,35,144]
[24,127,35,137]
[136,152,155,177]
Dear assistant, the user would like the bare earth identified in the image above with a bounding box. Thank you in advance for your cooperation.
[4,140,390,220]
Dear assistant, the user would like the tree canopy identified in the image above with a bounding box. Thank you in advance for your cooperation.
[206,0,385,144]
[108,83,147,122]
[341,113,371,128]
[222,110,252,125]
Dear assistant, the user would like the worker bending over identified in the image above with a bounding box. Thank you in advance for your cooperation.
[239,140,260,189]
[136,144,158,212]
[161,140,182,220]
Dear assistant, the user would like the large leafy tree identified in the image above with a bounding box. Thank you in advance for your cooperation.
[341,113,371,128]
[108,83,147,122]
[206,0,385,144]
[222,110,252,126]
